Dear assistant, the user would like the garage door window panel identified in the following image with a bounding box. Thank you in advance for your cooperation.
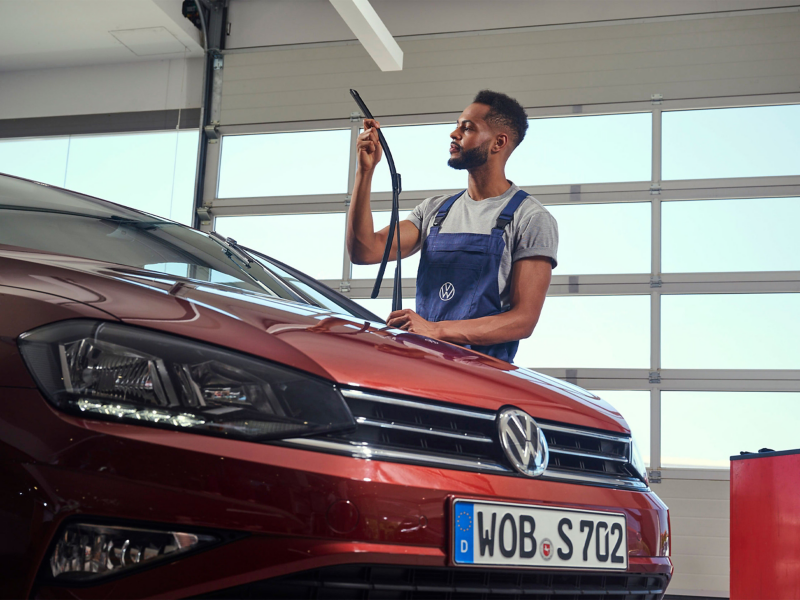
[663,197,800,273]
[219,130,351,198]
[547,202,650,275]
[0,137,70,186]
[662,392,800,468]
[215,213,346,281]
[64,131,198,226]
[367,124,465,193]
[662,293,800,370]
[663,104,800,180]
[516,295,650,369]
[506,113,652,186]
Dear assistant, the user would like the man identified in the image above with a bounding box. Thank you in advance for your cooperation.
[346,90,558,364]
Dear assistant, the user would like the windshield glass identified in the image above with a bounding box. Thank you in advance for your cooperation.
[0,175,299,298]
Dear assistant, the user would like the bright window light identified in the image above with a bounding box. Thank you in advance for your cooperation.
[663,104,800,180]
[662,392,800,468]
[663,197,800,273]
[662,293,800,369]
[215,213,346,281]
[547,202,650,275]
[507,113,652,186]
[517,295,650,369]
[219,130,351,198]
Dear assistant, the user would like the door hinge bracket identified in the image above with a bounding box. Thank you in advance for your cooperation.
[339,281,351,293]
[648,470,662,483]
[651,93,663,105]
[213,54,224,70]
[649,371,661,384]
[350,111,362,122]
[649,183,661,195]
[650,276,662,288]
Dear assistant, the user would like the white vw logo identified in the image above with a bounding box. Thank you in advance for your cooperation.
[497,408,549,477]
[439,282,455,301]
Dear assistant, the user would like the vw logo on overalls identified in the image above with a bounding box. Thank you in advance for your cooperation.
[439,282,455,301]
[497,408,549,477]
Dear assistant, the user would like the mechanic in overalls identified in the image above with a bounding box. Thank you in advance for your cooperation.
[346,90,558,364]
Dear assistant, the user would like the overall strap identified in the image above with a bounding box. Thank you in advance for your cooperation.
[432,191,466,227]
[494,189,530,230]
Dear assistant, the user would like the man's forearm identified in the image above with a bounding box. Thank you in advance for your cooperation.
[346,169,379,264]
[433,309,539,347]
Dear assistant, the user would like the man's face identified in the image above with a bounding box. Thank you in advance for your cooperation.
[448,103,494,171]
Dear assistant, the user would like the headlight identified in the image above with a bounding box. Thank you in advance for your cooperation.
[629,438,649,485]
[19,320,355,441]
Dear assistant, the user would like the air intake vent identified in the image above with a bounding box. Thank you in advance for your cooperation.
[199,564,670,599]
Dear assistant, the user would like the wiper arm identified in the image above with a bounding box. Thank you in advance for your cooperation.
[207,231,277,296]
[350,89,403,312]
[208,231,255,267]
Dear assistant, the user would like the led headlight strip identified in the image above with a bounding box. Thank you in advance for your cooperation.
[19,320,356,441]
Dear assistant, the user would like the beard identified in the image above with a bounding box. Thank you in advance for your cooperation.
[447,140,490,171]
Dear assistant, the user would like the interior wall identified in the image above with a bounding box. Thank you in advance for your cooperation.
[220,9,800,126]
[0,57,203,122]
[655,473,730,598]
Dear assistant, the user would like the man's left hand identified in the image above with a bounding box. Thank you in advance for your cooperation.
[386,309,439,337]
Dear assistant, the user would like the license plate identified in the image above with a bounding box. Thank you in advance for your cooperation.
[452,499,627,570]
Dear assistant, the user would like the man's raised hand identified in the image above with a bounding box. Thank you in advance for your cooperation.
[356,118,383,173]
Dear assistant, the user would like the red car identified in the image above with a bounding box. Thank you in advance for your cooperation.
[0,173,671,599]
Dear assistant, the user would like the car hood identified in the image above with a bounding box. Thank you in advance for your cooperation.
[0,248,628,433]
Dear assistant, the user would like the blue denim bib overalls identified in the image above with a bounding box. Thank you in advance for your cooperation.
[415,189,529,363]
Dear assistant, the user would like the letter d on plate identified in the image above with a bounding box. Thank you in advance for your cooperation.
[454,501,474,564]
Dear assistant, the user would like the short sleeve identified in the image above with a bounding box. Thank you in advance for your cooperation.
[511,206,559,269]
[408,199,426,229]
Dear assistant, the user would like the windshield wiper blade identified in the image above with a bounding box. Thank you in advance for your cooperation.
[350,89,403,313]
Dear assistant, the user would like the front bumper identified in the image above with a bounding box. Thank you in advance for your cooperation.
[2,388,672,598]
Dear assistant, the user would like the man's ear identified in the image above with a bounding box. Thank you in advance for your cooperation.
[493,132,510,153]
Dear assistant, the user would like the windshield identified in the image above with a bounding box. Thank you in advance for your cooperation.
[0,175,363,315]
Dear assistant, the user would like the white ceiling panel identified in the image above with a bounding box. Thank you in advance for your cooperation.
[0,0,203,72]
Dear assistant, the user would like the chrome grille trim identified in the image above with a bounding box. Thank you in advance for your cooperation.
[539,422,631,444]
[541,468,649,490]
[355,417,494,443]
[285,438,512,473]
[342,389,496,421]
[548,447,629,463]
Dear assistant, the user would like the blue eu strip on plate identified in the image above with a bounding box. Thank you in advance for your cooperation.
[454,501,474,564]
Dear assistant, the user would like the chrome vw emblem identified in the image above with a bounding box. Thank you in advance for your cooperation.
[439,282,455,301]
[497,408,549,477]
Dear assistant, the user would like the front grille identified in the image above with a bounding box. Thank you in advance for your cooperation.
[199,565,669,599]
[284,389,647,490]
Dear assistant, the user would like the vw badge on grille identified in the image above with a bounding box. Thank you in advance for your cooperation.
[497,408,549,477]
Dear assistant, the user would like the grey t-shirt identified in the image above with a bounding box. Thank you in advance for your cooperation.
[407,183,558,309]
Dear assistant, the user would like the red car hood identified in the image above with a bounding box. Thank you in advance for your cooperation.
[0,247,629,433]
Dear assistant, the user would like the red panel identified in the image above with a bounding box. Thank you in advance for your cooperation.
[731,451,800,600]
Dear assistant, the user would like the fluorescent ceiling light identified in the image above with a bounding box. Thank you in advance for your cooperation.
[329,0,403,71]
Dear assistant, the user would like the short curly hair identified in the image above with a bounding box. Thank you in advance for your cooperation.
[473,90,529,147]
